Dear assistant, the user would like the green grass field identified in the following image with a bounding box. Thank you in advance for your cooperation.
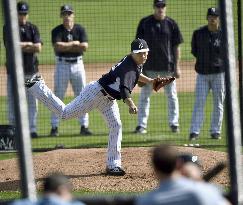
[0,92,227,152]
[0,0,235,201]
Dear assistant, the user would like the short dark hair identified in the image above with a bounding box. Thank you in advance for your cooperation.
[43,173,71,193]
[152,144,177,174]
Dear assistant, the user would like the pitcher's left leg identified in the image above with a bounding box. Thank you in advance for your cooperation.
[70,61,89,129]
[98,99,125,176]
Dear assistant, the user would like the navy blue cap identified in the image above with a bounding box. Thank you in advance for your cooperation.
[177,154,201,166]
[154,0,166,7]
[17,1,29,14]
[131,39,149,53]
[60,4,74,14]
[207,7,220,16]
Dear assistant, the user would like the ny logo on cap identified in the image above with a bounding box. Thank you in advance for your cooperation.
[192,156,198,163]
[139,42,144,49]
[64,5,69,10]
[212,8,216,12]
[21,4,27,10]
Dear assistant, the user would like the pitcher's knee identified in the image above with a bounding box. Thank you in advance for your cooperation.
[109,120,122,131]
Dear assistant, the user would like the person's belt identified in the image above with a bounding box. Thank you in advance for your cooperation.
[100,89,115,101]
[57,56,82,63]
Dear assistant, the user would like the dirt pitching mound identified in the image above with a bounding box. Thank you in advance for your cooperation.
[0,147,229,192]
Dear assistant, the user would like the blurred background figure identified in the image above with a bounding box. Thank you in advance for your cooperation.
[50,4,92,137]
[3,1,42,138]
[189,7,225,141]
[134,0,183,134]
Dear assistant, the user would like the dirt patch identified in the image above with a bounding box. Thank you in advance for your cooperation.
[0,61,196,96]
[0,146,229,192]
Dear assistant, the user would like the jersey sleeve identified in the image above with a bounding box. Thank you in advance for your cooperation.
[78,25,88,43]
[51,27,62,44]
[171,21,183,47]
[3,25,7,47]
[136,19,145,39]
[119,70,136,99]
[191,30,197,57]
[32,24,42,44]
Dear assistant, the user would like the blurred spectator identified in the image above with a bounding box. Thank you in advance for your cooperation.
[36,173,85,205]
[135,144,230,205]
[11,173,85,205]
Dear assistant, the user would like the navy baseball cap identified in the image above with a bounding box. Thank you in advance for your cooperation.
[207,7,220,16]
[154,0,166,7]
[17,1,29,14]
[177,154,201,166]
[131,39,149,54]
[60,4,74,14]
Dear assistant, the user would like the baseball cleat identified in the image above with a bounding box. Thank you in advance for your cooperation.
[170,125,179,133]
[50,127,59,137]
[189,133,199,141]
[80,126,93,136]
[25,74,43,88]
[134,126,147,134]
[211,133,221,140]
[106,167,126,176]
[30,132,38,138]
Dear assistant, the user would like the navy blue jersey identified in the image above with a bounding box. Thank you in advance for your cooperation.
[191,26,224,74]
[136,15,183,72]
[98,55,142,100]
[3,22,42,75]
[52,24,88,58]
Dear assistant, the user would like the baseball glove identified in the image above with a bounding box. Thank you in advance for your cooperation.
[153,76,175,92]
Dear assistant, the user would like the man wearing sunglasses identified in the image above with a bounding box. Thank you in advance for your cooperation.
[134,0,183,135]
[50,5,92,137]
[3,1,42,138]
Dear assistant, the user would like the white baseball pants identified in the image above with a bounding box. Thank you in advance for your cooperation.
[51,58,88,128]
[190,73,225,134]
[28,80,122,169]
[138,70,179,128]
[7,75,38,133]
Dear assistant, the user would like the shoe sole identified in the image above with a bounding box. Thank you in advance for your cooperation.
[106,171,126,176]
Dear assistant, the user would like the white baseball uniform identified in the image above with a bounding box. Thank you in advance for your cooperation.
[27,54,143,169]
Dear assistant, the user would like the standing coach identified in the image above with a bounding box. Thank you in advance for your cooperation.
[50,5,92,137]
[189,8,225,140]
[3,1,42,138]
[134,0,183,134]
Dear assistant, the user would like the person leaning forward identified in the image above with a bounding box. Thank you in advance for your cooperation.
[24,39,174,176]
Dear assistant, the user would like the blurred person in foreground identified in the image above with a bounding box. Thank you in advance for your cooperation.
[135,144,230,205]
[11,173,85,205]
[36,173,85,205]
